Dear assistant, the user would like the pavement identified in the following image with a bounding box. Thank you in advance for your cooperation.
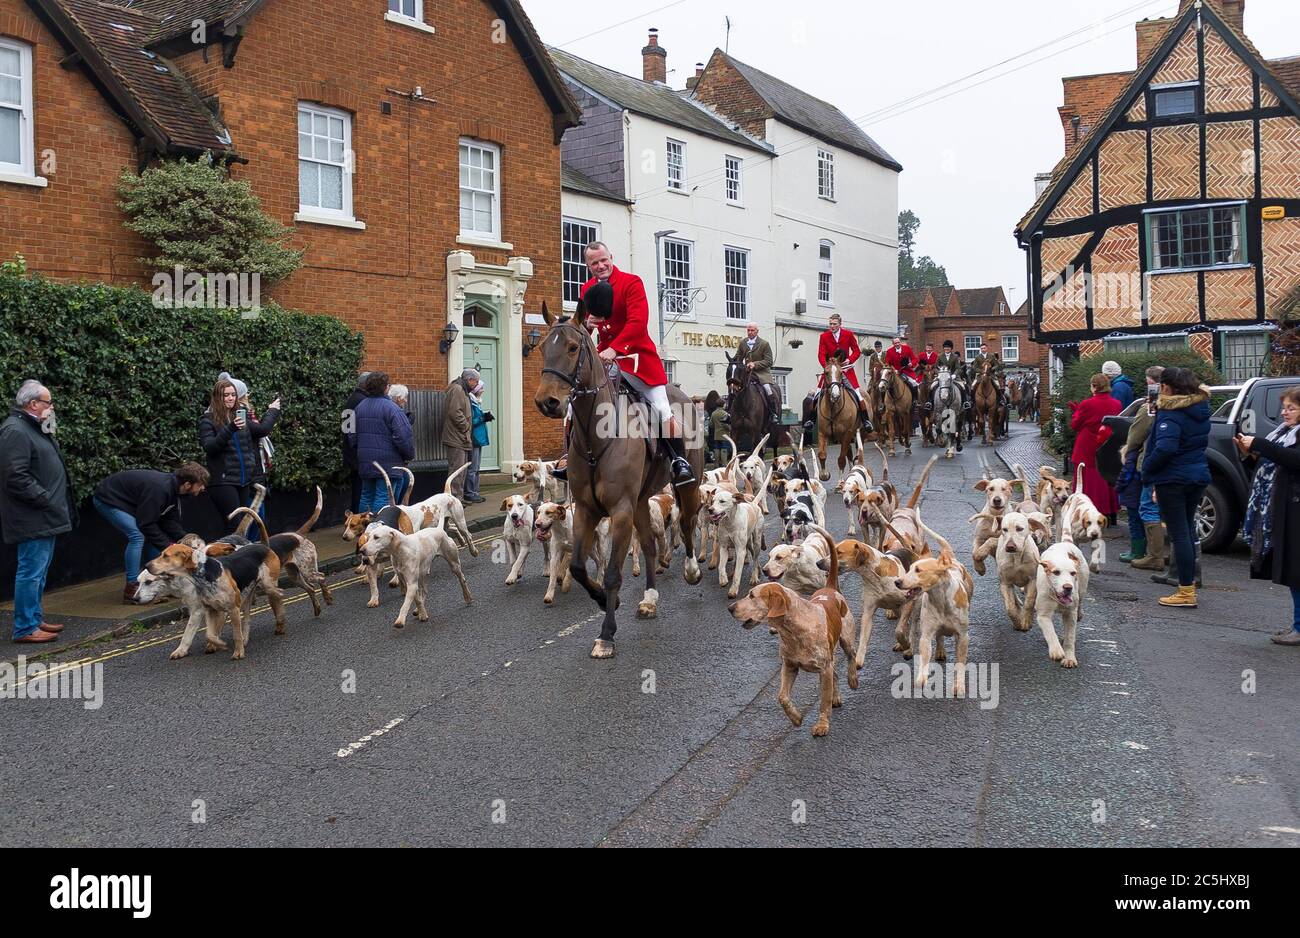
[0,423,1295,848]
[0,479,529,662]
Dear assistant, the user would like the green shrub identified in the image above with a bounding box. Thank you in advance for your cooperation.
[1044,349,1223,456]
[0,259,363,500]
[118,156,303,283]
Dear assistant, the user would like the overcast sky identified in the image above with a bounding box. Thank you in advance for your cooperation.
[524,0,1295,310]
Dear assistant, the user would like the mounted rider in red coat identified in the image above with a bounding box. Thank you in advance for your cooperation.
[885,335,922,394]
[803,314,872,434]
[552,242,693,487]
[917,342,939,372]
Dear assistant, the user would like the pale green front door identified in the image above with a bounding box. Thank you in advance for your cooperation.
[463,298,501,472]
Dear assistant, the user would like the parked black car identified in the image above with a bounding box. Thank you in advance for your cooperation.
[1098,377,1299,552]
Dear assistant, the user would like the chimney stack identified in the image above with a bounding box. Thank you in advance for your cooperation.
[1218,0,1246,32]
[642,28,667,84]
[685,62,704,91]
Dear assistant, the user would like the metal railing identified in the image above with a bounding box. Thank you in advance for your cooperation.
[407,389,448,468]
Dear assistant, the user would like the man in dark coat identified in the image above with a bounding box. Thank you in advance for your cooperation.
[342,372,371,513]
[93,463,209,602]
[0,381,74,643]
[441,370,478,502]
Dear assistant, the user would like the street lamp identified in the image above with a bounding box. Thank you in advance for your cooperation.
[654,229,678,351]
[521,327,543,357]
[439,321,460,355]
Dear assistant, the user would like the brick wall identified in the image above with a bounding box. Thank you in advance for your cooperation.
[923,315,1048,372]
[691,50,771,140]
[0,0,152,283]
[2,0,570,458]
[1060,71,1133,150]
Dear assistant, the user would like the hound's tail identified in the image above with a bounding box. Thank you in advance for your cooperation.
[234,484,268,538]
[1012,463,1034,499]
[722,434,737,466]
[227,507,269,545]
[874,442,890,482]
[444,461,471,496]
[810,524,839,593]
[296,485,323,537]
[907,455,940,510]
[917,504,956,560]
[1073,459,1086,494]
[374,462,395,507]
[394,467,416,506]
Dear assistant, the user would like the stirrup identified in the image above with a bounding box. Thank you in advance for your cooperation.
[551,462,568,482]
[670,457,695,487]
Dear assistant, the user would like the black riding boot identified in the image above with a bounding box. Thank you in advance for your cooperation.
[551,426,571,481]
[665,436,695,487]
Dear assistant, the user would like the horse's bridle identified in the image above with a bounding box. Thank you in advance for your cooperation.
[541,320,614,514]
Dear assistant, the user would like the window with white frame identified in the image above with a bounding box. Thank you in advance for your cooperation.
[662,237,694,319]
[773,369,790,406]
[817,148,835,200]
[818,240,833,305]
[664,359,677,385]
[0,39,35,178]
[964,335,981,362]
[667,139,685,191]
[460,139,501,241]
[388,0,420,20]
[725,155,743,205]
[561,218,600,308]
[1002,334,1019,362]
[1148,204,1246,271]
[298,103,353,219]
[724,247,749,321]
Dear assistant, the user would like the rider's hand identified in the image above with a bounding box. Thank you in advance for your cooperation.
[599,348,618,365]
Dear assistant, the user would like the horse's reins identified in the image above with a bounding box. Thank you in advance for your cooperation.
[542,321,614,516]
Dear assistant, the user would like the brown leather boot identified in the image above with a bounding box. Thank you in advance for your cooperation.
[1131,523,1166,570]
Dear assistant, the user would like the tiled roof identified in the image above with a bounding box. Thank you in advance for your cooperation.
[56,0,234,153]
[955,287,1007,317]
[898,288,934,310]
[710,51,902,172]
[930,286,956,315]
[562,162,629,203]
[548,46,772,154]
[1017,0,1300,236]
[32,0,579,158]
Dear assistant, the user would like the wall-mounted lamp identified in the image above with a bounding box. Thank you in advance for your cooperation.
[439,321,460,355]
[521,327,543,357]
[789,339,804,350]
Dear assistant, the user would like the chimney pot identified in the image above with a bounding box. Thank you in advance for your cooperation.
[642,28,667,83]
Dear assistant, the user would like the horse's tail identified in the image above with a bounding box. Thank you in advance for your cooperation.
[908,455,939,509]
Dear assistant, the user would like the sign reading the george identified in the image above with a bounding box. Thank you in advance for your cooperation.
[679,332,743,349]
[1262,206,1286,221]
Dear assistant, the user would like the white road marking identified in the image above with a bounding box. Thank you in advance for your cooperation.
[337,717,406,759]
[1261,826,1300,835]
[1110,691,1131,696]
[1098,681,1129,686]
[1122,741,1149,751]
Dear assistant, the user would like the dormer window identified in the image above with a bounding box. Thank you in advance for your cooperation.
[1149,83,1200,119]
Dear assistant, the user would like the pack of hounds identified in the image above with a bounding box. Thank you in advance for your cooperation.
[134,439,1111,740]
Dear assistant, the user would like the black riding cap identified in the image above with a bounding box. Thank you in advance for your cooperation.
[584,281,615,319]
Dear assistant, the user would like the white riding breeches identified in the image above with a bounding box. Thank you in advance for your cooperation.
[621,371,674,426]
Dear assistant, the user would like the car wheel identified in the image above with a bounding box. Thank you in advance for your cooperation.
[1196,481,1238,554]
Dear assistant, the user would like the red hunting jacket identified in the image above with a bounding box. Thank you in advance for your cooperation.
[917,349,939,371]
[580,267,668,387]
[817,329,861,389]
[885,343,921,382]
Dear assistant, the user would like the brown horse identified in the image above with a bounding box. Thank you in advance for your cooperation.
[816,358,859,482]
[972,363,999,446]
[535,301,704,659]
[877,365,913,457]
[918,363,935,448]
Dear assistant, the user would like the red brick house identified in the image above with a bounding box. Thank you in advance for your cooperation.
[0,0,581,472]
[898,285,1047,381]
[1015,0,1300,384]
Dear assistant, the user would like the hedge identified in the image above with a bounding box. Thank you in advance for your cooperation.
[0,259,364,500]
[1044,349,1223,457]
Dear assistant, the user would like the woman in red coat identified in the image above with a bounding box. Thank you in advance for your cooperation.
[1070,373,1123,520]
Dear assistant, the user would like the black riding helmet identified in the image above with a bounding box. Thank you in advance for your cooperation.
[943,340,954,349]
[583,281,615,320]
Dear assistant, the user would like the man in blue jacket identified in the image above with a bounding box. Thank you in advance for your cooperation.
[348,372,415,512]
[1103,361,1135,410]
[93,463,209,602]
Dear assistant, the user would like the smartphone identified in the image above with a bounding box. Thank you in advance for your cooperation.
[1147,386,1158,416]
[237,407,249,426]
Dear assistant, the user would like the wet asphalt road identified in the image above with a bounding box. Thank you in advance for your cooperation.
[1,425,1295,847]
